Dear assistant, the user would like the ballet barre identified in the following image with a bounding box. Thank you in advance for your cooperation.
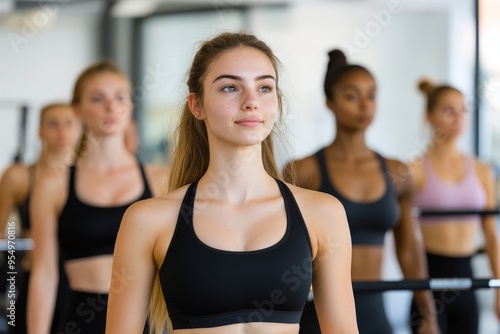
[414,208,500,217]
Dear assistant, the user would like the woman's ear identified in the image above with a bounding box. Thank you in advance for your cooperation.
[188,93,205,120]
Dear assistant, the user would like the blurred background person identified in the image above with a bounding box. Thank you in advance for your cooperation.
[0,103,81,333]
[289,50,439,334]
[410,79,500,334]
[27,61,167,333]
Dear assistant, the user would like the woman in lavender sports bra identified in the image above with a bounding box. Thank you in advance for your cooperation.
[410,79,500,334]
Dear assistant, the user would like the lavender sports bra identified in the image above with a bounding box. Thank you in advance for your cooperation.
[414,155,487,223]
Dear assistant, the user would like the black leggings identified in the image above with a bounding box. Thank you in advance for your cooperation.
[7,257,70,334]
[299,292,392,334]
[410,252,478,334]
[57,290,150,334]
[58,290,109,334]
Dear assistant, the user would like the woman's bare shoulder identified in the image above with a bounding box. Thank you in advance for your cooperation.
[473,156,493,176]
[284,183,350,259]
[287,154,321,189]
[1,163,30,185]
[284,183,346,224]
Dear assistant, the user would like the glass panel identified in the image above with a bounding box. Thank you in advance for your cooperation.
[138,9,244,164]
[479,0,500,202]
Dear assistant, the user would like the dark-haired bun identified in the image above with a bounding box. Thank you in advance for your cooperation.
[418,78,435,96]
[327,49,348,73]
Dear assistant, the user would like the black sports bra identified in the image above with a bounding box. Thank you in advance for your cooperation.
[58,164,153,261]
[316,150,400,245]
[159,179,313,330]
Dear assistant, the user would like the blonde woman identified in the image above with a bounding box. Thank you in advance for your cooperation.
[28,61,166,333]
[0,103,81,333]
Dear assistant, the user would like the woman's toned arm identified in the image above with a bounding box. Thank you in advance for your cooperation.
[296,187,358,333]
[27,171,62,333]
[0,165,29,237]
[477,161,500,319]
[106,196,178,333]
[390,160,440,334]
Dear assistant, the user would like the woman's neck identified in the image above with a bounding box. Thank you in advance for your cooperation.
[199,145,276,204]
[329,129,371,160]
[78,134,134,169]
[37,149,73,172]
[427,137,461,160]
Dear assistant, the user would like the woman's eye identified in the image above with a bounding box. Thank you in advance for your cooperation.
[222,86,237,93]
[345,94,356,100]
[91,96,103,103]
[259,85,273,93]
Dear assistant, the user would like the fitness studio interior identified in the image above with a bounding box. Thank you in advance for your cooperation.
[0,0,499,333]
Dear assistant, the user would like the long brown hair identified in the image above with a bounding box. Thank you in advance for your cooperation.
[149,31,289,333]
[71,60,129,159]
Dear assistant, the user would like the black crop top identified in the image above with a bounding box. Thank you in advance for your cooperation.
[160,179,313,330]
[316,149,400,245]
[58,164,153,261]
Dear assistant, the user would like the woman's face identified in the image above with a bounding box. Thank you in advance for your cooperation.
[328,69,376,132]
[191,46,278,148]
[76,71,132,136]
[427,90,468,139]
[39,105,81,152]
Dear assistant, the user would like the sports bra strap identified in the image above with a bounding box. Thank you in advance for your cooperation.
[315,149,330,183]
[67,166,77,199]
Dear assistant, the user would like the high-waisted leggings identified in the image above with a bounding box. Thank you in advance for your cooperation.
[410,252,478,334]
[299,292,393,334]
[58,290,150,334]
[8,256,70,334]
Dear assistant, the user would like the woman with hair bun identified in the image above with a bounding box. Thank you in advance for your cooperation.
[289,49,439,334]
[410,79,500,334]
[106,32,358,334]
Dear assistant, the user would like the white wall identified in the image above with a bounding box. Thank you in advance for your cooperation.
[0,1,102,173]
[248,2,457,163]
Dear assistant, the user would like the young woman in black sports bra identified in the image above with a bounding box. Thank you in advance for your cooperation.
[27,62,168,333]
[106,33,358,334]
[0,103,81,333]
[288,50,440,334]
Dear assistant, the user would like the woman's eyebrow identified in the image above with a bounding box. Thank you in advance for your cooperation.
[212,74,276,83]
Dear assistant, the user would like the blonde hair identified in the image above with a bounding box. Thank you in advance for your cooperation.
[39,103,72,126]
[71,60,129,159]
[149,31,290,334]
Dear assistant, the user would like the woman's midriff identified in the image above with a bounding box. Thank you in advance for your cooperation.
[420,220,479,257]
[351,246,384,281]
[64,255,113,293]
